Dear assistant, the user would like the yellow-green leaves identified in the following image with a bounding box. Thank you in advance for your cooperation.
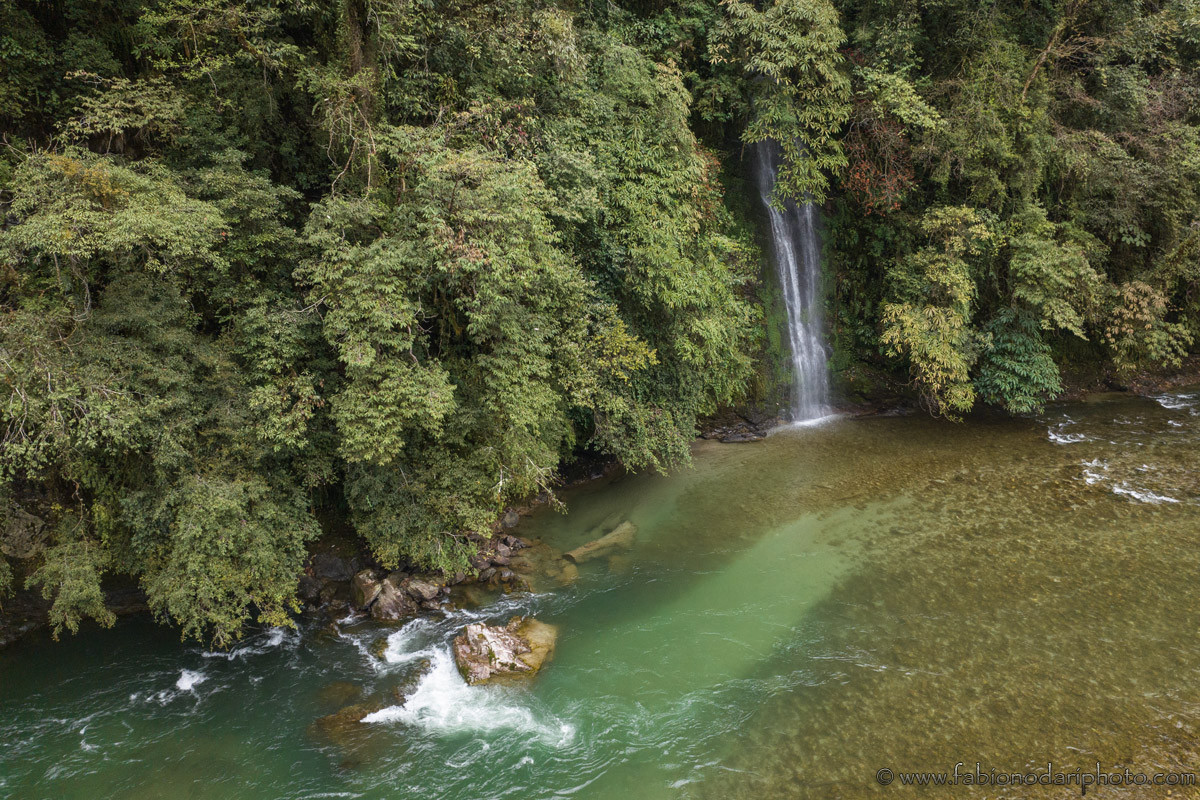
[881,207,989,419]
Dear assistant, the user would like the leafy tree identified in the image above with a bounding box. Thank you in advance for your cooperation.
[4,0,1200,646]
[975,309,1063,414]
[712,0,851,202]
[880,207,990,418]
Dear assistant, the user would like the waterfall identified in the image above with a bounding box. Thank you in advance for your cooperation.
[753,140,831,423]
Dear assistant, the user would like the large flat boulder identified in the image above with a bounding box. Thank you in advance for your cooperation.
[452,616,558,685]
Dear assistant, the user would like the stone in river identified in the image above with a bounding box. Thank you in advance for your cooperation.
[403,577,440,602]
[370,577,418,621]
[452,617,558,685]
[350,570,381,609]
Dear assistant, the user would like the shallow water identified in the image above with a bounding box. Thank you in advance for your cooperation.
[3,391,1200,799]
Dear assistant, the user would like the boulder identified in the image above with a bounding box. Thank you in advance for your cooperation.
[1,505,48,559]
[501,509,521,528]
[297,575,323,604]
[404,577,440,602]
[370,578,418,621]
[452,617,558,685]
[318,580,349,606]
[350,570,382,609]
[720,430,763,443]
[517,618,557,671]
[495,542,512,558]
[562,521,637,564]
[311,553,354,582]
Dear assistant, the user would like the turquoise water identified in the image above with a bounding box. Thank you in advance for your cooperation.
[3,391,1200,798]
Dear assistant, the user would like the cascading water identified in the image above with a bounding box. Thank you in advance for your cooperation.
[753,140,831,423]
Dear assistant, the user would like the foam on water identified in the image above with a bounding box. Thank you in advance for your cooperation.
[175,669,207,691]
[376,617,442,666]
[773,413,842,432]
[1082,458,1108,484]
[1080,458,1180,503]
[1111,484,1180,504]
[1155,392,1196,411]
[201,627,298,661]
[361,648,575,746]
[1047,416,1091,444]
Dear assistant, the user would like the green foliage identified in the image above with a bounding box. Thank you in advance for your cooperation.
[1,145,322,641]
[975,309,1063,414]
[1104,280,1195,374]
[5,0,1199,646]
[828,0,1200,412]
[0,555,11,607]
[138,476,317,648]
[300,145,597,569]
[26,524,116,638]
[880,207,990,418]
[0,0,758,642]
[712,0,851,202]
[1008,204,1100,339]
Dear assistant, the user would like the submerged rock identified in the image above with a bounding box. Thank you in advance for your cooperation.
[314,681,364,709]
[555,561,579,585]
[308,698,388,764]
[452,617,558,685]
[562,521,636,564]
[308,659,431,768]
[607,554,632,573]
[369,636,391,660]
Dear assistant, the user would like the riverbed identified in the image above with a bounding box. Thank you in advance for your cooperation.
[3,391,1199,798]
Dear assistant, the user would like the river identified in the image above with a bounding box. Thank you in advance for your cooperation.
[3,391,1200,798]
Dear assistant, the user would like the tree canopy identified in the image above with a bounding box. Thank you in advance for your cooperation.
[2,0,1198,643]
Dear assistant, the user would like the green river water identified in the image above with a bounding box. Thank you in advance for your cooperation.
[3,391,1200,799]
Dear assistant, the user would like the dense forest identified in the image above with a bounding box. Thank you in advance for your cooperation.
[1,0,1197,645]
